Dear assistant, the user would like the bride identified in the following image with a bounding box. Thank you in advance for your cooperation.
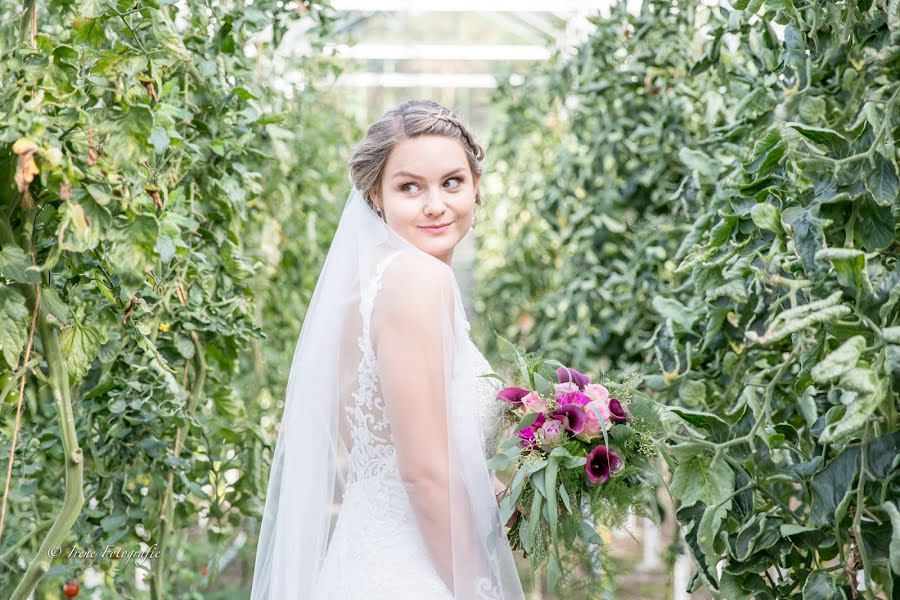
[249,99,526,599]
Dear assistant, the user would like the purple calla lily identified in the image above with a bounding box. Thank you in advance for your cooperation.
[497,386,531,407]
[585,444,623,485]
[609,398,629,423]
[556,366,591,390]
[551,404,587,435]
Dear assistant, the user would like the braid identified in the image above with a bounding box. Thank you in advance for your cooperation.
[428,111,485,162]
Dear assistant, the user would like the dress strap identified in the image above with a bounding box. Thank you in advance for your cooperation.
[359,249,404,352]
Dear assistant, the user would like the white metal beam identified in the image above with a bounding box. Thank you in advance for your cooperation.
[333,72,498,88]
[329,0,609,12]
[323,42,550,61]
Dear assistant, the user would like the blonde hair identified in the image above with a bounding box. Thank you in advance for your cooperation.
[349,99,485,215]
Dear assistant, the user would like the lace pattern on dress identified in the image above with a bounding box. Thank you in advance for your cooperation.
[344,250,403,487]
[470,340,506,459]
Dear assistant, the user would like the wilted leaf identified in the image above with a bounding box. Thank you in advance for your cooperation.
[810,335,866,383]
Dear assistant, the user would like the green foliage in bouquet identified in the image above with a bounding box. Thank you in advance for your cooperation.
[482,0,900,598]
[486,334,665,597]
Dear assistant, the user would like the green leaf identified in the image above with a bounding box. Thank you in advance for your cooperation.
[495,332,530,386]
[747,299,851,345]
[652,296,697,331]
[513,411,539,433]
[810,446,860,526]
[149,127,170,155]
[669,407,729,439]
[60,320,107,383]
[545,456,560,545]
[810,335,866,383]
[0,245,40,284]
[40,288,69,325]
[679,147,720,180]
[578,519,604,545]
[558,481,572,514]
[782,207,830,275]
[802,570,842,600]
[820,375,886,443]
[58,202,101,253]
[0,286,29,367]
[743,127,784,177]
[868,431,900,479]
[780,524,819,536]
[856,196,895,251]
[865,153,899,206]
[527,490,543,549]
[815,248,874,296]
[750,202,781,233]
[671,454,734,509]
[100,513,128,533]
[882,326,900,344]
[732,514,782,561]
[546,551,562,592]
[486,447,521,471]
[531,467,546,498]
[788,123,850,156]
[698,501,729,568]
[881,502,900,574]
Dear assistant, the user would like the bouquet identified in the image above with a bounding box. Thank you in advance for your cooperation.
[485,339,662,594]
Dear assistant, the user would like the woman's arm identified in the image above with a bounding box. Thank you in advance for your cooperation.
[372,254,458,592]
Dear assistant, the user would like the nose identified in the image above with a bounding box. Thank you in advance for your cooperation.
[423,191,447,216]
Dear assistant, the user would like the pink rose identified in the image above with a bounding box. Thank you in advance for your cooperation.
[521,391,548,413]
[581,400,612,438]
[584,383,610,404]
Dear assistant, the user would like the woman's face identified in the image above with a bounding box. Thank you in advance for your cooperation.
[378,135,480,266]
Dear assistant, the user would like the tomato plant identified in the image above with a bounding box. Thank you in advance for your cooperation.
[0,1,357,598]
[482,1,899,598]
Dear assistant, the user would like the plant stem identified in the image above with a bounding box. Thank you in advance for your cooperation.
[149,331,207,599]
[853,421,874,599]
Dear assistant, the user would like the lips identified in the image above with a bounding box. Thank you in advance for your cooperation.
[419,222,453,230]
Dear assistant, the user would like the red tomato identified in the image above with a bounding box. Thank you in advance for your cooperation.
[63,580,79,597]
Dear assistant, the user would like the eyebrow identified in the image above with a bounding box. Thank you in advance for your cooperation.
[392,167,466,180]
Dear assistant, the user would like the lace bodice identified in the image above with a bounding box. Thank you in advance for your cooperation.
[469,340,507,460]
[314,250,515,600]
[343,251,508,487]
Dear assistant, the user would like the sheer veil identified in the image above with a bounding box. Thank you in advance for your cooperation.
[249,186,525,599]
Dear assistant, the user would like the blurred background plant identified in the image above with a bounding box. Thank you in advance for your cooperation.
[2,0,897,598]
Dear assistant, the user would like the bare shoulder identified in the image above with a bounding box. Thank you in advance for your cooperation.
[374,251,455,336]
[380,251,454,294]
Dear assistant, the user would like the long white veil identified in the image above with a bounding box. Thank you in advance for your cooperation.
[249,186,524,599]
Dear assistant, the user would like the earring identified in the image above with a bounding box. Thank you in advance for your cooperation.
[470,211,477,230]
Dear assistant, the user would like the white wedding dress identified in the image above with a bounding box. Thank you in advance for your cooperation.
[309,250,508,600]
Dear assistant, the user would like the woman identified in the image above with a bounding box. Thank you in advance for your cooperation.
[249,99,525,600]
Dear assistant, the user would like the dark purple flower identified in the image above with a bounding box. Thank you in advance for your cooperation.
[551,404,587,435]
[608,398,629,423]
[497,386,531,407]
[585,444,623,486]
[557,390,591,407]
[556,366,591,391]
[516,413,547,449]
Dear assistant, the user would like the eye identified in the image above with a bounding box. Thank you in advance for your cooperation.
[400,182,420,193]
[445,176,463,189]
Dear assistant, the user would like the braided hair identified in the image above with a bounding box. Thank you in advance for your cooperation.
[349,99,486,216]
